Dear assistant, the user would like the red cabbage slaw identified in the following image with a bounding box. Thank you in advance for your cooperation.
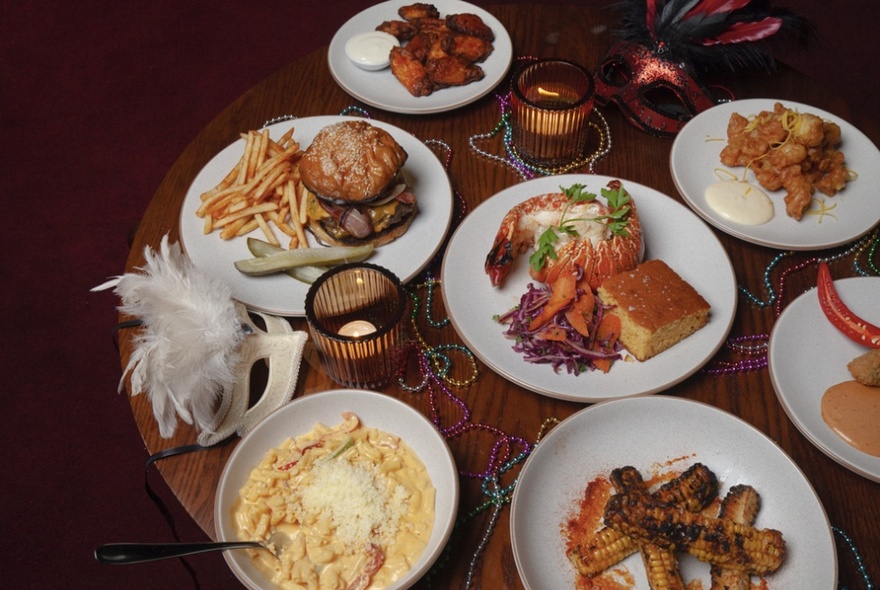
[495,282,622,375]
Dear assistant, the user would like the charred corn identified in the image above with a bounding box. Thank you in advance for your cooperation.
[653,462,719,513]
[567,526,639,577]
[610,465,645,492]
[710,485,761,590]
[604,490,785,575]
[641,542,686,590]
[571,464,722,578]
[612,466,686,590]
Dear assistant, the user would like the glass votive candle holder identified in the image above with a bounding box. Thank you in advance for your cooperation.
[510,58,595,167]
[304,262,407,389]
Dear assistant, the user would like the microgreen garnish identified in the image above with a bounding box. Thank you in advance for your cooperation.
[528,183,633,273]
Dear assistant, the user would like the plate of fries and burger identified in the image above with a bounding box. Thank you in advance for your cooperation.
[671,98,880,250]
[328,1,513,114]
[179,116,453,316]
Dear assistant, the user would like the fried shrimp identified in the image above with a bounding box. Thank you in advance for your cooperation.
[720,102,853,220]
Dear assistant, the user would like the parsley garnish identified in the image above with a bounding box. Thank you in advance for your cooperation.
[528,183,632,273]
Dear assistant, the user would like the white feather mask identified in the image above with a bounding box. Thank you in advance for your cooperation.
[94,235,306,441]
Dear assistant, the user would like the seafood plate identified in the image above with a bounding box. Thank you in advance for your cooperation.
[671,98,880,250]
[440,174,737,402]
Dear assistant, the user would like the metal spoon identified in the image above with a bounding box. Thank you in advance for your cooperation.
[95,532,290,565]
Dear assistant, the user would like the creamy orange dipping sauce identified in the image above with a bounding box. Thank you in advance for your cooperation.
[821,380,880,457]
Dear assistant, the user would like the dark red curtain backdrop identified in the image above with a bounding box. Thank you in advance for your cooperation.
[2,1,876,588]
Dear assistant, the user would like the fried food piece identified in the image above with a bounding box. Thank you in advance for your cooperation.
[604,489,786,575]
[389,46,433,97]
[848,347,880,386]
[720,102,853,220]
[443,33,494,62]
[782,173,814,220]
[446,12,495,40]
[398,2,439,20]
[710,485,760,590]
[425,54,484,88]
[376,19,418,41]
[376,4,494,97]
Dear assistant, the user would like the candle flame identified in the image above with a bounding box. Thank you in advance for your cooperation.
[537,86,561,99]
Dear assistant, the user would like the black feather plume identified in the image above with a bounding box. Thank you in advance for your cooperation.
[610,0,810,73]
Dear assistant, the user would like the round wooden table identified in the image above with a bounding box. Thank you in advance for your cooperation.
[120,4,879,588]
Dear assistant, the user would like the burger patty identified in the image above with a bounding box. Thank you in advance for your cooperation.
[310,186,417,244]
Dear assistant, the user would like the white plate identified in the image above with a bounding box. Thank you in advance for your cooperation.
[440,175,737,402]
[328,0,513,114]
[179,116,453,316]
[671,98,880,250]
[510,396,837,590]
[769,276,880,482]
[215,389,459,590]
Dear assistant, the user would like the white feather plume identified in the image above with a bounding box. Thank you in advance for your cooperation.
[109,235,244,438]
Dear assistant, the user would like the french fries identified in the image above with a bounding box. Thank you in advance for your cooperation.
[196,127,309,249]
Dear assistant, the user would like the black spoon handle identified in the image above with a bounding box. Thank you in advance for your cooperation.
[94,541,263,564]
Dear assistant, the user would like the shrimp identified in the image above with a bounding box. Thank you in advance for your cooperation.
[485,182,642,291]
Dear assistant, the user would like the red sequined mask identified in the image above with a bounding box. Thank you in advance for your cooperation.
[594,40,732,137]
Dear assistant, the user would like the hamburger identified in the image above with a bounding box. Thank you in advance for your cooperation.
[299,120,417,247]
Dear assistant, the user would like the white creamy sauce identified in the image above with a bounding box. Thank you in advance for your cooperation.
[705,180,774,225]
[345,31,399,71]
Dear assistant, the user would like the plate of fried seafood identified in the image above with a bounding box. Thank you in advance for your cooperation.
[440,174,736,402]
[770,275,880,482]
[671,98,880,250]
[179,116,453,316]
[510,396,836,590]
[328,1,512,114]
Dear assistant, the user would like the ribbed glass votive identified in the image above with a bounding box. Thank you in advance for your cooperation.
[304,263,406,389]
[510,59,595,167]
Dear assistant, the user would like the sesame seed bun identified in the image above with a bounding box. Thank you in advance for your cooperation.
[299,120,408,204]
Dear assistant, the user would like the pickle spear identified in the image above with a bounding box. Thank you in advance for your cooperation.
[235,241,373,276]
[245,238,330,284]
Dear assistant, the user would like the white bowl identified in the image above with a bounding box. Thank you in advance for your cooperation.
[215,388,459,589]
[344,31,399,71]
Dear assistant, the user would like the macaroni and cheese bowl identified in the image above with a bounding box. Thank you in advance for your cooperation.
[215,388,459,590]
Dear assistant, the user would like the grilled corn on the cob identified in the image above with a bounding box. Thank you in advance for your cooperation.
[567,463,720,578]
[641,541,686,590]
[611,466,686,590]
[604,489,785,575]
[653,462,719,513]
[710,485,761,590]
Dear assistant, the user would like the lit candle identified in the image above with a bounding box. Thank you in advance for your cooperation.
[510,59,594,167]
[338,320,377,338]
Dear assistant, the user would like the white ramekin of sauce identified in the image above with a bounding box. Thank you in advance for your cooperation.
[345,31,399,71]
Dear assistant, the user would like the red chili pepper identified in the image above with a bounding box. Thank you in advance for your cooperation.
[816,262,880,348]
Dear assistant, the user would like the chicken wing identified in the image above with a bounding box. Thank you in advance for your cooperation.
[446,12,495,40]
[389,46,433,97]
[398,3,440,21]
[425,55,484,88]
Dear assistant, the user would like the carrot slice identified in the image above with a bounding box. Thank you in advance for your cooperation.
[528,273,577,331]
[593,314,622,373]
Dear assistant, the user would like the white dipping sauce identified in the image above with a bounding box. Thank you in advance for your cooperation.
[705,180,774,225]
[345,31,399,71]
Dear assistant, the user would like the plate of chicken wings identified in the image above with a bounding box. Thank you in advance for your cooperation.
[328,0,513,114]
[671,98,880,250]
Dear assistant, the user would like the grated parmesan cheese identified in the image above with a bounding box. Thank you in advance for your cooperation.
[298,456,407,549]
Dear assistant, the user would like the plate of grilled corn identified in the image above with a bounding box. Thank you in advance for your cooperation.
[510,395,836,589]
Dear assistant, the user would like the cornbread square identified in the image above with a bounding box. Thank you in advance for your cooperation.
[597,259,710,361]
